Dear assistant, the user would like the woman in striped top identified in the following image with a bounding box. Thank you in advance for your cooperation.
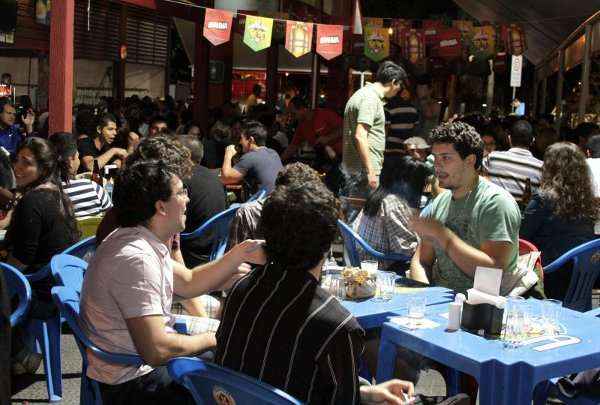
[49,132,112,218]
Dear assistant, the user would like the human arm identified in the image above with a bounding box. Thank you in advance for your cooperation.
[81,147,128,171]
[22,110,35,135]
[220,145,245,185]
[127,132,140,154]
[354,123,378,189]
[171,239,265,298]
[360,380,415,405]
[125,315,216,366]
[409,240,433,284]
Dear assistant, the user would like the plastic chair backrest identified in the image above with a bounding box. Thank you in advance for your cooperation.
[247,188,267,203]
[337,219,410,267]
[51,254,88,293]
[543,238,600,312]
[77,215,103,239]
[180,205,241,261]
[167,357,301,405]
[62,236,97,262]
[1,262,31,326]
[51,286,143,367]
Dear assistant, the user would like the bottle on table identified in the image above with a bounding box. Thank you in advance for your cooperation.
[91,159,103,186]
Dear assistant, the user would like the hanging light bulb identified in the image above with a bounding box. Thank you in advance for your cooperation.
[388,27,393,35]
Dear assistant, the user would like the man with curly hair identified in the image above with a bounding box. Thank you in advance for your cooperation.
[409,122,526,296]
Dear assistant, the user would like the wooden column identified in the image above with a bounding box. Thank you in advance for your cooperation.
[164,21,172,98]
[539,77,547,116]
[266,43,279,107]
[114,5,128,102]
[49,0,74,134]
[193,0,213,134]
[532,70,538,119]
[578,24,593,121]
[555,49,565,132]
[310,52,321,109]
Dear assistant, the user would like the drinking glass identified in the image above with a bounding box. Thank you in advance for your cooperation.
[376,271,396,301]
[503,296,526,348]
[407,296,426,329]
[330,276,347,300]
[541,299,562,336]
[360,260,378,274]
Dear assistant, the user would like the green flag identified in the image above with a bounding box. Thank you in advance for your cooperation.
[244,15,274,52]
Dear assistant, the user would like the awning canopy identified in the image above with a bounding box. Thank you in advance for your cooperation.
[454,0,600,65]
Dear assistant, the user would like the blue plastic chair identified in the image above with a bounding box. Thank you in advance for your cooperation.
[543,238,600,312]
[1,262,32,326]
[180,205,241,261]
[167,357,301,405]
[337,219,411,269]
[247,188,267,203]
[50,254,88,293]
[52,286,144,405]
[62,236,97,262]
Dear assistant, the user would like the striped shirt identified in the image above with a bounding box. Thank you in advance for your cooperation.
[62,179,112,218]
[215,264,365,404]
[384,98,420,150]
[482,148,543,200]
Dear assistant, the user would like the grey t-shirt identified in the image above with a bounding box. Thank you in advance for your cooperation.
[234,147,283,193]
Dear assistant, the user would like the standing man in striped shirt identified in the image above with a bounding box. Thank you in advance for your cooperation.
[216,180,415,404]
[482,120,542,202]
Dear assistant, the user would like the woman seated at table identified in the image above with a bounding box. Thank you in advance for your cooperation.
[49,132,113,218]
[520,142,598,300]
[352,154,429,272]
[5,137,80,373]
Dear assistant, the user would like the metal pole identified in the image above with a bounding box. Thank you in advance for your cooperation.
[578,24,593,122]
[555,49,565,132]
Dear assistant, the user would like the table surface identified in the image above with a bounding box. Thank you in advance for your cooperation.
[340,281,455,329]
[377,300,600,404]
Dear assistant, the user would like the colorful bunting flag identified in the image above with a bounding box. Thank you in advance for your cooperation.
[470,25,496,58]
[402,29,426,65]
[243,15,274,52]
[431,28,462,60]
[352,0,362,35]
[390,19,411,46]
[502,24,527,56]
[362,17,383,28]
[316,24,343,60]
[422,20,444,46]
[203,8,233,46]
[364,27,389,62]
[285,21,313,58]
[452,20,474,43]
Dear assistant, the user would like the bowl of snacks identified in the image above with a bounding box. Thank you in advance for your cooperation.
[341,267,377,300]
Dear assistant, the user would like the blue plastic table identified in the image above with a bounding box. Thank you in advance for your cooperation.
[376,303,600,405]
[340,284,455,329]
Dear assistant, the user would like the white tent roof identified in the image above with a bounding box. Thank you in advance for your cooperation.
[454,0,600,64]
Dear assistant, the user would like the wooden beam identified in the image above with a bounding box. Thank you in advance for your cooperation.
[115,4,128,103]
[192,0,212,133]
[49,0,74,134]
[578,24,593,122]
[266,44,279,107]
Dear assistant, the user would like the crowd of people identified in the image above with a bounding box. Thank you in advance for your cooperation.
[1,58,600,404]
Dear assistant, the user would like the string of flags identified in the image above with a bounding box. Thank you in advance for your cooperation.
[200,5,528,64]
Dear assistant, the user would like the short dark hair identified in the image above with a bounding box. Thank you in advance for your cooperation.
[242,120,268,146]
[510,120,534,147]
[430,122,484,169]
[113,160,175,227]
[178,135,204,164]
[0,98,13,114]
[587,134,600,158]
[97,113,117,130]
[375,61,407,85]
[576,122,600,141]
[150,116,168,128]
[289,96,307,110]
[259,181,339,272]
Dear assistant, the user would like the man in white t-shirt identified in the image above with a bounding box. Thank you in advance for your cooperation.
[80,160,265,403]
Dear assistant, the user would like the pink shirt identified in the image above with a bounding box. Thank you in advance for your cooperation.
[80,226,175,384]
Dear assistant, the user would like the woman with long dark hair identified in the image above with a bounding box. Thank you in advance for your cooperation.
[521,142,599,300]
[352,154,429,271]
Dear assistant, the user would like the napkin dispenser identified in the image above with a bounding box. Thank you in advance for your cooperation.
[460,302,504,337]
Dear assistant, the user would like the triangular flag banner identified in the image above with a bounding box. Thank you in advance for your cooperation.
[316,24,343,60]
[362,17,383,28]
[203,8,233,46]
[422,20,444,45]
[502,24,527,56]
[364,27,389,62]
[469,25,496,58]
[402,29,426,65]
[243,15,274,52]
[390,19,411,46]
[285,21,313,58]
[352,0,362,35]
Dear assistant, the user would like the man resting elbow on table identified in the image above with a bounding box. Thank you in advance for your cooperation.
[79,160,265,404]
[407,122,532,297]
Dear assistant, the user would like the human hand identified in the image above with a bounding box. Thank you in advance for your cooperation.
[111,147,129,158]
[234,239,266,265]
[367,173,379,190]
[22,109,35,131]
[409,215,447,245]
[225,144,238,159]
[360,380,415,404]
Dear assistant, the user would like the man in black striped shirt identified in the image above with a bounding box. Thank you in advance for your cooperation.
[216,178,414,403]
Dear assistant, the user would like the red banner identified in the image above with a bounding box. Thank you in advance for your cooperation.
[432,28,462,60]
[203,8,233,46]
[422,20,444,45]
[316,24,343,60]
[285,21,313,58]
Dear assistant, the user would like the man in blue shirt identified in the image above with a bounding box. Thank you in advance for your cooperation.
[0,99,34,156]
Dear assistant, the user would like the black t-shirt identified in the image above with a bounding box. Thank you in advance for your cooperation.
[181,165,228,267]
[6,189,77,295]
[78,136,109,160]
